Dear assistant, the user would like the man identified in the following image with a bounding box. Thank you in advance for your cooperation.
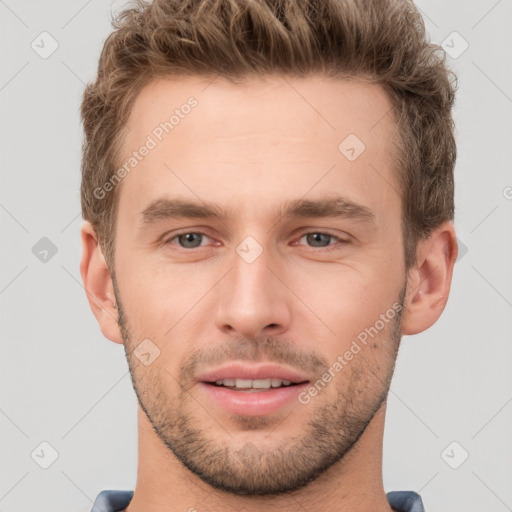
[79,0,458,511]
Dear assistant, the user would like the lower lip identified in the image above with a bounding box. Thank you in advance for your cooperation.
[198,382,310,416]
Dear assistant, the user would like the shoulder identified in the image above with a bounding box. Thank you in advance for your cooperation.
[386,491,425,512]
[90,490,134,512]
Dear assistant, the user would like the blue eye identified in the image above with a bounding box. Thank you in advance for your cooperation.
[166,232,212,249]
[164,231,349,252]
[302,233,335,248]
[297,232,349,251]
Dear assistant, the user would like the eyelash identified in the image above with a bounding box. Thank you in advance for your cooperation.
[163,230,350,252]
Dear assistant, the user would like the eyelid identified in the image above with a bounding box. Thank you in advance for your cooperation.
[163,228,351,251]
[162,229,215,247]
[294,228,351,241]
[293,230,351,251]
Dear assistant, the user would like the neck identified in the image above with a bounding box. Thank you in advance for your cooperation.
[124,402,393,512]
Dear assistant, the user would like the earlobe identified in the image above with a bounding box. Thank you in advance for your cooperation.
[80,221,124,344]
[401,222,458,335]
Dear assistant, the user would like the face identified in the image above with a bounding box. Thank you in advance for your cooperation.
[112,75,407,495]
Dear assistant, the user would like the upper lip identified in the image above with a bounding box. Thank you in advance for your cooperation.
[197,363,311,384]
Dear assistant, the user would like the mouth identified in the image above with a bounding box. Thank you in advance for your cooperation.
[196,363,312,415]
[205,378,309,392]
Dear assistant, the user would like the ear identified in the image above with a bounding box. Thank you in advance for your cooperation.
[401,221,458,335]
[80,221,124,344]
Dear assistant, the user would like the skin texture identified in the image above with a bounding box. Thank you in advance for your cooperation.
[80,75,458,512]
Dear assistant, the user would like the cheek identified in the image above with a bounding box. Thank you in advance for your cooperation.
[115,262,171,339]
[295,271,403,385]
[299,266,395,336]
[116,259,219,351]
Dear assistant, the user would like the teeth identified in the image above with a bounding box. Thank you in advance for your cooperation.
[218,378,235,387]
[236,379,253,388]
[214,378,293,389]
[249,379,272,389]
[271,378,281,388]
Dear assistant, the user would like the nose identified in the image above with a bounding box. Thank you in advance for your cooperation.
[214,242,292,339]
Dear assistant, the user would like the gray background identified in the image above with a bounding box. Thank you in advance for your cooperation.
[1,1,511,511]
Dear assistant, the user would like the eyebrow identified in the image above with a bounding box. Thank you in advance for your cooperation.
[139,195,377,227]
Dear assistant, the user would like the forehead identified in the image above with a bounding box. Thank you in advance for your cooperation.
[117,74,400,224]
[124,74,396,148]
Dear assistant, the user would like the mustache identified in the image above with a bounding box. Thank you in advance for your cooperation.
[180,336,330,383]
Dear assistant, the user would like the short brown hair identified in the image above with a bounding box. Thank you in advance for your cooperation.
[80,0,457,272]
